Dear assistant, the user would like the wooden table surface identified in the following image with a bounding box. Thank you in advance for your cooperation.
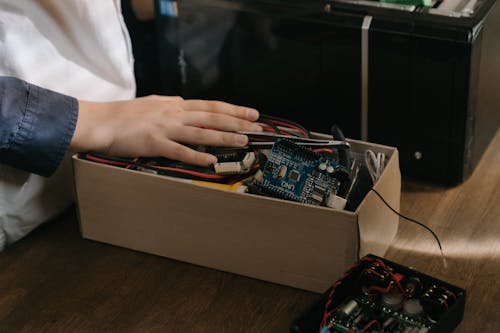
[1,131,499,333]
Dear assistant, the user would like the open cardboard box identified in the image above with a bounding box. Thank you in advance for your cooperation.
[72,135,400,293]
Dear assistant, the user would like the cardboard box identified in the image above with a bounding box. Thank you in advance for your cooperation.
[72,137,400,293]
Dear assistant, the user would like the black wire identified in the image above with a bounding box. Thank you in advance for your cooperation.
[260,119,281,135]
[258,114,311,138]
[86,152,210,173]
[370,188,444,256]
[278,128,302,137]
[83,153,231,182]
[84,153,135,164]
[355,214,361,261]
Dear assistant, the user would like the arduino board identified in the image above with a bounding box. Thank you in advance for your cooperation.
[259,140,345,207]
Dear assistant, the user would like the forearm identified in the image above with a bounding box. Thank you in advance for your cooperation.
[0,76,261,175]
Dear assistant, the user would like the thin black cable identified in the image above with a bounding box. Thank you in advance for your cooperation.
[355,214,361,261]
[258,114,311,138]
[260,119,281,135]
[86,152,211,173]
[83,153,231,182]
[370,188,445,259]
[275,127,299,137]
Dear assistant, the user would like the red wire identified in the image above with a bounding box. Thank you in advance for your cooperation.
[443,299,449,310]
[320,258,376,329]
[363,268,385,279]
[274,128,295,137]
[367,284,393,294]
[126,157,139,169]
[148,165,226,179]
[267,119,309,138]
[390,272,405,293]
[374,259,388,269]
[362,319,381,332]
[367,259,405,293]
[85,154,131,167]
[261,125,277,133]
[85,154,227,180]
[320,279,344,328]
[313,148,334,154]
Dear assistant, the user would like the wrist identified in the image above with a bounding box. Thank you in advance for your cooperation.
[70,100,113,153]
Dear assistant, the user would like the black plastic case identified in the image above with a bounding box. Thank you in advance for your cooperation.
[154,0,500,185]
[290,254,466,333]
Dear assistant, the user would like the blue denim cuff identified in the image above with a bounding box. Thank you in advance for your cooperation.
[0,77,78,176]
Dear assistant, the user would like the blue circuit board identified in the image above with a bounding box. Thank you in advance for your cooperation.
[260,140,341,206]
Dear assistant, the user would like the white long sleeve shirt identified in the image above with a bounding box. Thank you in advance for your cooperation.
[0,0,136,250]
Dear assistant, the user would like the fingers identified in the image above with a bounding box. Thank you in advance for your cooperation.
[144,94,259,121]
[144,95,261,128]
[96,96,263,167]
[180,99,260,121]
[169,126,249,147]
[180,111,262,133]
[159,140,217,166]
[147,95,185,103]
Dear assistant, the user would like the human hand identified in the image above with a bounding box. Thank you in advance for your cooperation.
[71,95,261,166]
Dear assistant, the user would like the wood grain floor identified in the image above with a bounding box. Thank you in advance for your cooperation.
[0,130,498,332]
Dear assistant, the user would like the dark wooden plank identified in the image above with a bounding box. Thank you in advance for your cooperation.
[385,129,500,333]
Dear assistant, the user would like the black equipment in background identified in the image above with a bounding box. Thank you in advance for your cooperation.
[154,0,500,185]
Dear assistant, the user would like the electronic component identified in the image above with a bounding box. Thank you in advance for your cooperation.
[83,146,260,183]
[213,152,256,175]
[339,300,359,317]
[83,116,358,208]
[404,277,423,298]
[82,117,380,212]
[404,299,424,317]
[290,254,465,333]
[239,131,350,149]
[382,292,404,309]
[258,140,344,207]
[325,195,347,210]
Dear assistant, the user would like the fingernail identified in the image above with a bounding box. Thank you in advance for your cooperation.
[235,134,248,146]
[251,124,263,132]
[246,108,259,120]
[206,155,217,165]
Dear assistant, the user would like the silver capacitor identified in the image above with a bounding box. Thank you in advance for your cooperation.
[383,317,396,329]
[404,299,424,316]
[382,292,403,309]
[339,300,358,317]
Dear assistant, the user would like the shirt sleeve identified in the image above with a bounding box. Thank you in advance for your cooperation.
[0,76,78,177]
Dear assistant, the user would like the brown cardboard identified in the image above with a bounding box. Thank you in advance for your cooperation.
[72,137,400,293]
